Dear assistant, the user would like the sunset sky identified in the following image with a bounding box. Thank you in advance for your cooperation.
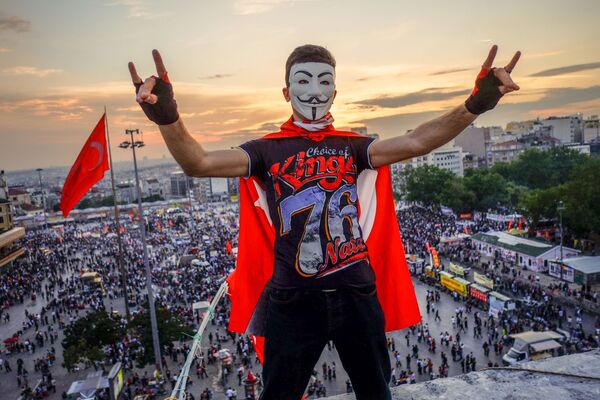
[1,0,599,170]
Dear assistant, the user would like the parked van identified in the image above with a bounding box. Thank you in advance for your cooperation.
[502,331,564,365]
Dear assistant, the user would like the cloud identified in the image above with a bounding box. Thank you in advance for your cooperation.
[0,16,31,33]
[527,51,562,59]
[352,87,471,109]
[354,85,600,138]
[0,97,93,120]
[530,62,600,77]
[199,73,234,80]
[2,66,62,77]
[233,0,311,15]
[430,67,471,76]
[106,0,165,19]
[0,47,11,53]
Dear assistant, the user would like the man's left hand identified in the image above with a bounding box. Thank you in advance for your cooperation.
[465,45,521,115]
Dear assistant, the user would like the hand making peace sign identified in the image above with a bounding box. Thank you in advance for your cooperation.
[128,49,180,125]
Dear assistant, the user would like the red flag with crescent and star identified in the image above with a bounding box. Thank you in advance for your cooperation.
[60,113,109,217]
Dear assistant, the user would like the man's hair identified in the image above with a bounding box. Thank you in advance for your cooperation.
[285,44,336,87]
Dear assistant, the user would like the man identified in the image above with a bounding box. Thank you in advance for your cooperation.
[129,44,520,399]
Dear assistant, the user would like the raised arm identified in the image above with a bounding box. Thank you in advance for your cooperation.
[370,45,521,168]
[129,50,248,177]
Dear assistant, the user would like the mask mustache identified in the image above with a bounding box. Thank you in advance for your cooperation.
[297,96,330,105]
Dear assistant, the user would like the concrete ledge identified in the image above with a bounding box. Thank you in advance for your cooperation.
[325,350,600,400]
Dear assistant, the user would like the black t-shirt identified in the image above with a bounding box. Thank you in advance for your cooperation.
[238,134,377,289]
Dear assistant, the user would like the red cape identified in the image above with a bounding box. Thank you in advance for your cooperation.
[226,118,421,361]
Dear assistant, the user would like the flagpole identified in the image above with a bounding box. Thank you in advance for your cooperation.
[104,106,131,322]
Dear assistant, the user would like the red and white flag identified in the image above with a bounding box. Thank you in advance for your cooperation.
[60,114,109,217]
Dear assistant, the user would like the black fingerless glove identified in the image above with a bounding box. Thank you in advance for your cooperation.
[135,76,179,125]
[464,68,503,115]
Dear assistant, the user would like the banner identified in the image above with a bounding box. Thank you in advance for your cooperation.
[470,285,489,302]
[431,248,439,268]
[474,271,494,289]
[449,262,465,277]
[440,273,468,297]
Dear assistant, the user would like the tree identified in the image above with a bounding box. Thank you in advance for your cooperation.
[62,311,124,370]
[403,165,455,208]
[497,147,587,189]
[440,178,477,214]
[519,186,564,232]
[463,168,509,211]
[127,303,194,366]
[562,156,600,239]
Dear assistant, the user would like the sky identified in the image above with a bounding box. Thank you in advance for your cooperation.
[1,0,599,171]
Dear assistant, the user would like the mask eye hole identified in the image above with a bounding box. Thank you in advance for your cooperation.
[320,80,330,86]
[298,79,309,84]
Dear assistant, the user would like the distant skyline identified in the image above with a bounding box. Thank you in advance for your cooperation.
[1,0,600,170]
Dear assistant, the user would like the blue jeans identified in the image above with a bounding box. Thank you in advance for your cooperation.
[260,285,392,400]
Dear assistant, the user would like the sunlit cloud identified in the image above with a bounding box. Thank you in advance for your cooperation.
[527,50,562,59]
[530,62,600,77]
[0,47,11,53]
[0,16,31,33]
[2,66,62,77]
[106,0,167,19]
[352,87,470,109]
[233,0,313,15]
[430,67,472,76]
[0,97,93,120]
[199,74,234,80]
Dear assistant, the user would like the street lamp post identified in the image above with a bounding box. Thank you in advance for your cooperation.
[557,200,565,263]
[557,200,566,281]
[119,129,163,378]
[186,175,195,231]
[36,167,44,208]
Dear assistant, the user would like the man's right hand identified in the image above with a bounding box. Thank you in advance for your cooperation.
[128,49,180,125]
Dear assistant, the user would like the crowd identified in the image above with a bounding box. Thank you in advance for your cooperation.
[0,202,598,400]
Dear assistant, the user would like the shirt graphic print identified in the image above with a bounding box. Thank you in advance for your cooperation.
[239,134,376,289]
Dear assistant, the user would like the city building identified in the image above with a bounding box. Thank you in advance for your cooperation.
[505,120,535,135]
[540,114,583,144]
[582,115,599,143]
[487,139,520,165]
[390,162,404,195]
[454,125,489,160]
[462,153,485,170]
[470,231,579,272]
[487,132,560,165]
[548,256,600,285]
[170,171,193,197]
[405,141,464,176]
[116,182,138,203]
[143,178,163,198]
[8,186,31,206]
[0,175,25,268]
[0,198,12,232]
[428,146,464,177]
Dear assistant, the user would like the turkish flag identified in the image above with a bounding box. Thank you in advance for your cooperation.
[60,113,109,217]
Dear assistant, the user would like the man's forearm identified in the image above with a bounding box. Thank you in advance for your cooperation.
[158,118,207,176]
[158,118,249,177]
[406,103,477,157]
[370,103,477,167]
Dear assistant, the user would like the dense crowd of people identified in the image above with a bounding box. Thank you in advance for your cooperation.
[0,203,598,399]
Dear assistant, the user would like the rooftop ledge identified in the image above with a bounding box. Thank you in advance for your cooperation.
[325,350,600,400]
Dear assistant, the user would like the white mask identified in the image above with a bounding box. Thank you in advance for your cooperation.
[288,62,336,121]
